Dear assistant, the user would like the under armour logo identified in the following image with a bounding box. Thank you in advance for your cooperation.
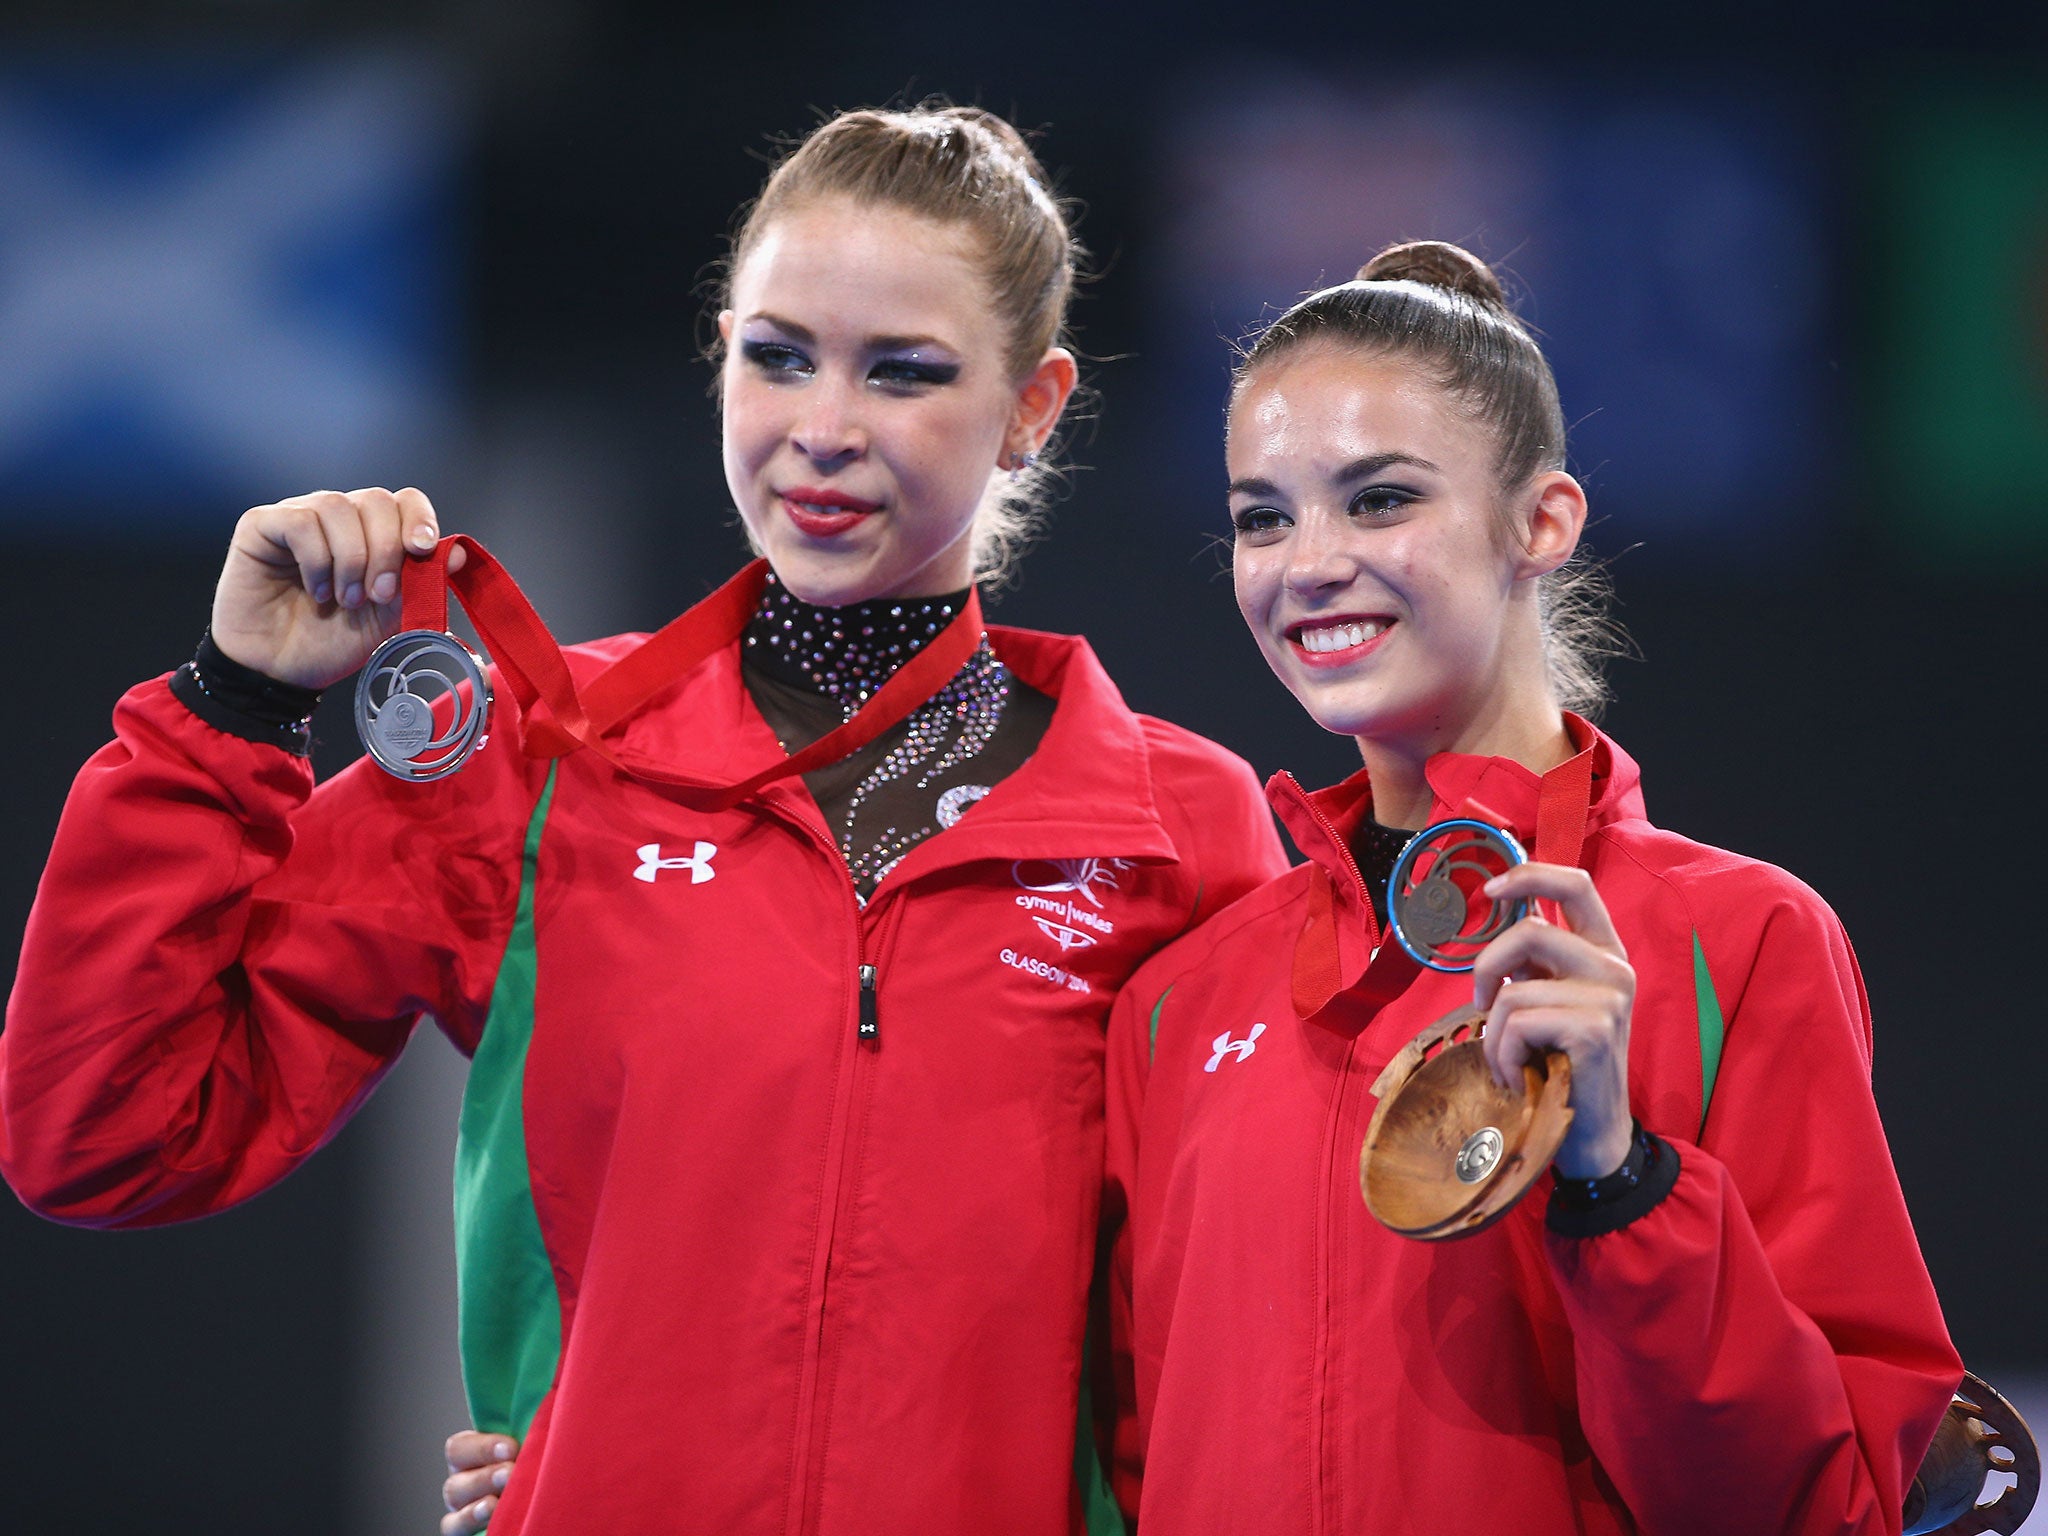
[1204,1022,1266,1072]
[634,841,717,884]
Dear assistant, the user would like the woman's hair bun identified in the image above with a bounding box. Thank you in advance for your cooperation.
[1356,240,1505,307]
[932,104,1037,166]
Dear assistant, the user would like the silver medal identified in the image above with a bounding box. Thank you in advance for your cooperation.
[354,629,492,781]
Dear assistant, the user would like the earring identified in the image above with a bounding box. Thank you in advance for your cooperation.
[1006,449,1040,484]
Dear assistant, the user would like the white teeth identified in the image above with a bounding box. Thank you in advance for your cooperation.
[1298,620,1385,653]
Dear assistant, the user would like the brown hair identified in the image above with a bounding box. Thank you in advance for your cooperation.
[721,103,1085,585]
[1233,239,1621,716]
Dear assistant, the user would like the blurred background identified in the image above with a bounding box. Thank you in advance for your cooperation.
[1,1,2044,1531]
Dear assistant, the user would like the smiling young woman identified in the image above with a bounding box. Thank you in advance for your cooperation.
[0,105,1286,1536]
[1102,241,1962,1534]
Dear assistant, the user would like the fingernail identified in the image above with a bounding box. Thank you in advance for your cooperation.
[411,526,438,551]
[1482,875,1504,894]
[494,1442,512,1459]
[343,582,365,608]
[313,580,333,604]
[477,1495,494,1522]
[371,571,398,603]
[492,1466,510,1490]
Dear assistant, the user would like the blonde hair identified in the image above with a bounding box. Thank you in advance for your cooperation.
[720,103,1085,587]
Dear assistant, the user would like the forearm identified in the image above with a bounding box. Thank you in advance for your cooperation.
[1548,1143,1959,1536]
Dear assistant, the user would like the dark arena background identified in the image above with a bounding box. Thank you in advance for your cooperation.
[1,2,2044,1531]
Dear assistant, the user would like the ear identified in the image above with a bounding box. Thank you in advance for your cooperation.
[1510,471,1587,581]
[717,310,735,347]
[1003,347,1080,465]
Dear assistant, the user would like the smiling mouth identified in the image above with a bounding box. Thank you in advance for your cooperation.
[1286,616,1394,665]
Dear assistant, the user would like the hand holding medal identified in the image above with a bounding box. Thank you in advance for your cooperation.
[208,487,462,691]
[1359,738,1637,1237]
[1470,859,1636,1183]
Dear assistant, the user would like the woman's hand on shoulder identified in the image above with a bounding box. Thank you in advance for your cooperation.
[441,1429,517,1534]
[210,486,465,690]
[1471,862,1636,1179]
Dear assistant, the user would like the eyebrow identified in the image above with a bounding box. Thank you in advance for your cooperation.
[743,313,956,354]
[1228,451,1441,499]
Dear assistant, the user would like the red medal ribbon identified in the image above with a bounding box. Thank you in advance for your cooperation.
[399,538,985,809]
[1292,725,1601,1018]
[1463,721,1597,925]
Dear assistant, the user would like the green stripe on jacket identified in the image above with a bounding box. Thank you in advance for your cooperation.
[454,763,562,1438]
[1693,929,1725,1139]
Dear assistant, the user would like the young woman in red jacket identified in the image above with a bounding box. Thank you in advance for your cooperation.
[1101,240,1962,1534]
[1,106,1285,1536]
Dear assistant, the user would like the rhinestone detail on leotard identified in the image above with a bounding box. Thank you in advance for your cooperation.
[743,573,1009,889]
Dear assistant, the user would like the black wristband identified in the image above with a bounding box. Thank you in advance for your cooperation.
[169,632,321,756]
[1546,1122,1680,1238]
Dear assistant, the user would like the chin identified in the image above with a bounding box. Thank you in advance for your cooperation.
[1271,666,1372,738]
[772,565,866,607]
[756,539,879,607]
[1291,679,1407,743]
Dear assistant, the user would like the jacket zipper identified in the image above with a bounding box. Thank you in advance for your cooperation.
[1291,781,1382,954]
[1289,781,1390,1535]
[780,797,891,1536]
[857,963,878,1042]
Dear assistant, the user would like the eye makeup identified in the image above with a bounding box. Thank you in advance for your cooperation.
[870,353,961,388]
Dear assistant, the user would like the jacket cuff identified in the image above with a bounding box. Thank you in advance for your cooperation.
[1546,1126,1681,1239]
[168,633,320,757]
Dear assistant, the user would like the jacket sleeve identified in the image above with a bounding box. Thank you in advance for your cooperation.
[1,677,530,1228]
[1545,881,1962,1536]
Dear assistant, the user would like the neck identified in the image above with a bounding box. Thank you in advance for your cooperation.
[1358,692,1575,829]
[743,571,975,710]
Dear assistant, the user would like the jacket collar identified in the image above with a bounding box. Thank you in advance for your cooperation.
[1268,715,1647,1019]
[884,625,1181,875]
[599,591,1179,871]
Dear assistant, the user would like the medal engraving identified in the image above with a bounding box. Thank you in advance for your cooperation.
[371,693,435,758]
[354,630,492,782]
[1455,1127,1505,1184]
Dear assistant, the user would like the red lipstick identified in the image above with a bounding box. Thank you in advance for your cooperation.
[779,486,882,538]
[1286,614,1396,669]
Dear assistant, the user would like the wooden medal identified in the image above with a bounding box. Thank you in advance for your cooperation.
[1360,1006,1575,1241]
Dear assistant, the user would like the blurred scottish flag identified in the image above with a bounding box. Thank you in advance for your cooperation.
[0,49,464,527]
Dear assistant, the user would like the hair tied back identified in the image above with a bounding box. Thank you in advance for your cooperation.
[1357,240,1507,309]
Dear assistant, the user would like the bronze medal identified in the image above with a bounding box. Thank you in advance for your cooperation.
[1388,818,1529,973]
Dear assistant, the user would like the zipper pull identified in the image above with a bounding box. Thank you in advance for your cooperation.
[858,964,879,1043]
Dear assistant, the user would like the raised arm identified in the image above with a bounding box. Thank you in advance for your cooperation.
[2,490,523,1226]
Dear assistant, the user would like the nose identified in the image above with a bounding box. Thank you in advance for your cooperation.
[791,374,867,467]
[1282,507,1359,598]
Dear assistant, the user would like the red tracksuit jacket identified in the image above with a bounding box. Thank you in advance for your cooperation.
[2,601,1287,1536]
[1105,721,1961,1535]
